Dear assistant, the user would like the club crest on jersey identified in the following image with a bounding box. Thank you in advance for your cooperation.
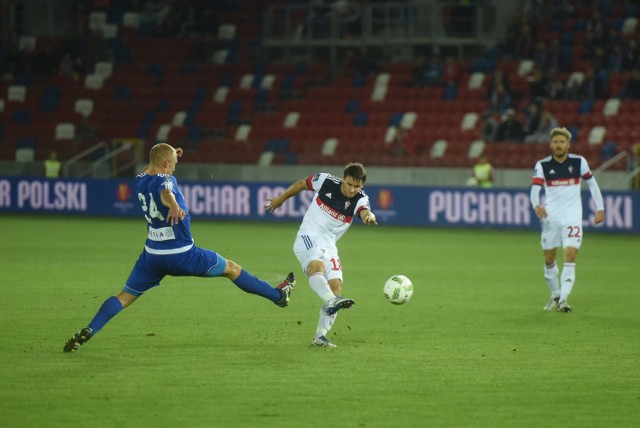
[550,169,556,174]
[325,192,332,198]
[345,201,351,209]
[568,165,574,173]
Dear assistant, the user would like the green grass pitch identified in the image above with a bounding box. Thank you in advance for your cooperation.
[1,215,638,427]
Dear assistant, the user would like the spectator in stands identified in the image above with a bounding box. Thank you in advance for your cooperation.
[389,128,416,157]
[608,44,624,73]
[528,68,548,102]
[44,151,61,178]
[411,54,442,87]
[354,45,381,76]
[494,109,524,142]
[581,66,607,100]
[585,9,605,39]
[545,39,563,74]
[523,102,541,137]
[485,68,511,100]
[622,38,639,71]
[546,74,565,99]
[622,69,640,99]
[532,40,548,70]
[514,23,535,59]
[58,53,74,78]
[339,48,357,76]
[441,55,461,87]
[525,110,558,143]
[489,83,513,114]
[481,111,499,141]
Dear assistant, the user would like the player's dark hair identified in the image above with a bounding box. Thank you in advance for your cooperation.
[343,162,367,183]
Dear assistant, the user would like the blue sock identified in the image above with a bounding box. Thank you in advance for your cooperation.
[232,270,280,303]
[87,296,123,335]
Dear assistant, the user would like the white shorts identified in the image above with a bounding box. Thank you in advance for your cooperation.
[540,219,583,250]
[293,234,343,282]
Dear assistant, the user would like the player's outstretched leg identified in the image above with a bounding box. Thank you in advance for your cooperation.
[63,327,94,352]
[322,296,355,315]
[274,272,296,307]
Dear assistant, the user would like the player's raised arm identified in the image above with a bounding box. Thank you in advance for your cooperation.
[265,178,309,213]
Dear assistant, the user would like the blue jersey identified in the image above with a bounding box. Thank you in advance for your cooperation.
[135,172,194,254]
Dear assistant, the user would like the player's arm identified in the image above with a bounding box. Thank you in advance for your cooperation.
[530,184,546,219]
[359,208,377,225]
[160,188,186,226]
[530,162,546,219]
[265,178,309,213]
[585,176,605,224]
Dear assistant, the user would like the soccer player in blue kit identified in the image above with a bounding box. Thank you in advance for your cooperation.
[64,143,295,352]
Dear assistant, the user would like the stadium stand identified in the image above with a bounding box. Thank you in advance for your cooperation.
[0,0,638,173]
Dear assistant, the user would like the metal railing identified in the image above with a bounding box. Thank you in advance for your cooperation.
[63,142,109,178]
[91,142,136,179]
[262,0,488,63]
[594,151,630,175]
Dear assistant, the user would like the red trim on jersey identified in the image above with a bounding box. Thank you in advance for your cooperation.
[315,197,353,223]
[546,178,581,186]
[306,176,314,189]
[532,177,544,185]
[582,171,592,179]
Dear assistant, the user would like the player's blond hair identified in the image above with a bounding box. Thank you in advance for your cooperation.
[149,143,176,165]
[549,127,572,142]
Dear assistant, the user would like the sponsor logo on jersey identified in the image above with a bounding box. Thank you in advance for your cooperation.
[547,178,580,186]
[550,169,556,174]
[325,192,332,198]
[345,201,351,209]
[316,197,352,223]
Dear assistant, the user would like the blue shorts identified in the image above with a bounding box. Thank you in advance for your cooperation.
[124,246,227,296]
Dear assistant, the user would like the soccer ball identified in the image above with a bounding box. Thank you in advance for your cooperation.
[383,275,413,305]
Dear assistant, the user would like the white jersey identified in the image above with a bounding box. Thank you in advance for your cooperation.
[298,173,371,242]
[531,154,593,223]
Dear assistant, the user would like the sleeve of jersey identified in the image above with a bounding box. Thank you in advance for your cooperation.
[586,175,605,210]
[160,175,175,192]
[530,185,542,208]
[307,173,326,191]
[580,156,593,180]
[355,196,371,216]
[531,162,544,186]
[580,157,604,210]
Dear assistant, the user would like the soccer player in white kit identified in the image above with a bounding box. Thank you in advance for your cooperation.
[265,163,377,347]
[530,127,605,312]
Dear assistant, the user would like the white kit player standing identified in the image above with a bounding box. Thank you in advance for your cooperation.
[530,127,605,312]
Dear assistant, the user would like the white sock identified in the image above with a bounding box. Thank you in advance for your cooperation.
[315,308,337,338]
[560,263,576,302]
[544,262,560,297]
[308,272,335,302]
